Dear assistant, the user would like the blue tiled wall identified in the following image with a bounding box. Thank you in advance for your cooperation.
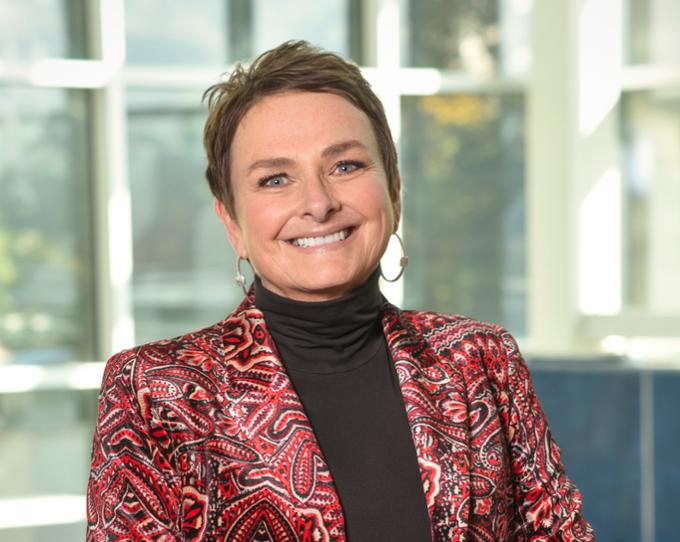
[530,362,642,542]
[653,372,680,541]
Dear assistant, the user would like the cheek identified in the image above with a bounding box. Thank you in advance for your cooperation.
[238,198,286,251]
[362,183,394,230]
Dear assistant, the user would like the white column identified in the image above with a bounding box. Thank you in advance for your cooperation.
[528,0,578,353]
[91,0,135,357]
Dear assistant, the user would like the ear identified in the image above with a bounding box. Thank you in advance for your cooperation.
[214,199,248,259]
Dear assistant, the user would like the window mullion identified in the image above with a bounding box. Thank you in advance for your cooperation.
[91,0,135,359]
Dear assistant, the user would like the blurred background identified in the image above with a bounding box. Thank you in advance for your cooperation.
[0,0,678,540]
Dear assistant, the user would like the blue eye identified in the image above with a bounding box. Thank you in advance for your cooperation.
[259,174,287,187]
[335,161,365,174]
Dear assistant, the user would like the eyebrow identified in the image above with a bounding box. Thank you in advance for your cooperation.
[246,156,294,175]
[321,139,368,158]
[246,139,369,175]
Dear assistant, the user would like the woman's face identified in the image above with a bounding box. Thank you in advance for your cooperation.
[216,91,399,302]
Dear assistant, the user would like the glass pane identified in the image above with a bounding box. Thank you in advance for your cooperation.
[125,0,363,66]
[127,91,239,344]
[125,0,228,65]
[252,0,358,61]
[0,523,86,542]
[621,90,680,312]
[626,0,680,64]
[0,389,97,498]
[402,0,531,76]
[400,94,526,336]
[0,0,89,61]
[0,88,95,364]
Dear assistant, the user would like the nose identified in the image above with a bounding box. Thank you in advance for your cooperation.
[301,175,341,221]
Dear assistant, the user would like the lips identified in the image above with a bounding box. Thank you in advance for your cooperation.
[288,227,353,248]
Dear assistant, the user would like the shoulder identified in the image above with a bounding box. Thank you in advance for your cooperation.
[100,299,259,391]
[392,306,523,386]
[398,308,502,336]
[396,307,514,349]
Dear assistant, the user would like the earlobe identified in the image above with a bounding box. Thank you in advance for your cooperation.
[214,199,248,259]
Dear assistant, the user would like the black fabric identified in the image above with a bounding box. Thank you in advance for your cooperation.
[254,270,432,542]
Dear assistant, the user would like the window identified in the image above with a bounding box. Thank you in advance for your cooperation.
[1,0,678,539]
[401,93,526,333]
[0,88,96,365]
[620,0,680,323]
[125,0,364,66]
[0,2,98,535]
[574,0,680,354]
[621,91,680,313]
[0,0,90,61]
[126,91,235,343]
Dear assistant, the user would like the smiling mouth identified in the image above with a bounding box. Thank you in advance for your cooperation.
[288,227,353,248]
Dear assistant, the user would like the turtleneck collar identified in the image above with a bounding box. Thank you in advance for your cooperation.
[254,268,385,374]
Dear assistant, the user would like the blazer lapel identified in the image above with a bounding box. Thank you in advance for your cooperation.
[221,295,346,542]
[381,303,471,541]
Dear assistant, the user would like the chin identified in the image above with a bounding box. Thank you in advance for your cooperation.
[301,268,369,296]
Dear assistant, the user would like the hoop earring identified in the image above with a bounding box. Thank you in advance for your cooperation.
[380,232,408,282]
[235,256,249,296]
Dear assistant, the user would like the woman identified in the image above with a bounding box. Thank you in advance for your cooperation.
[87,41,594,541]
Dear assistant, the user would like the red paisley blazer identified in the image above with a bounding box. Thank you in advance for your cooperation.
[86,294,594,542]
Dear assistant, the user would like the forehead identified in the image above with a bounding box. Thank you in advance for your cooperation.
[233,91,377,154]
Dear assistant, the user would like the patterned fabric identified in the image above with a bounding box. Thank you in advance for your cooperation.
[86,293,595,541]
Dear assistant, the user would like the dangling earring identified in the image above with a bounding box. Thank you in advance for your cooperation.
[380,232,408,282]
[235,256,249,295]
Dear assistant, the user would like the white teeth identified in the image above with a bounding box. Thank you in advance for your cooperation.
[291,228,350,248]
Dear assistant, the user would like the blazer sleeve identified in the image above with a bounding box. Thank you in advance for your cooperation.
[491,326,595,541]
[86,350,184,542]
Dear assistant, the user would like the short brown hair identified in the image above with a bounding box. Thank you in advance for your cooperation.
[202,40,400,218]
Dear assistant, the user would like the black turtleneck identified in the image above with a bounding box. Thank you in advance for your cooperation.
[255,270,432,542]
